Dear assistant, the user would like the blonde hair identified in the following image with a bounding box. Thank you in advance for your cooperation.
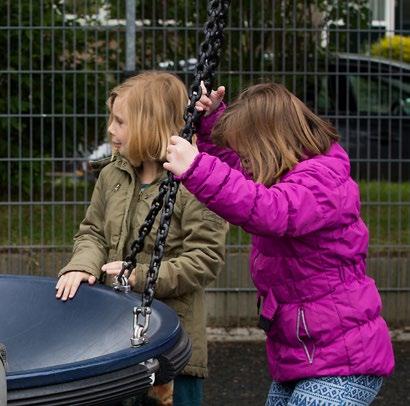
[212,83,339,186]
[107,71,188,167]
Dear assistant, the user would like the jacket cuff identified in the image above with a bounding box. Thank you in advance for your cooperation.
[58,265,101,280]
[175,152,205,183]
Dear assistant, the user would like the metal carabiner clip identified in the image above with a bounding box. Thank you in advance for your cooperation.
[131,306,152,347]
[113,261,131,293]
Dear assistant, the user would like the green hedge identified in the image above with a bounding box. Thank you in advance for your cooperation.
[1,0,372,201]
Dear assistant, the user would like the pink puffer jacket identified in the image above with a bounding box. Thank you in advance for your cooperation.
[177,104,394,382]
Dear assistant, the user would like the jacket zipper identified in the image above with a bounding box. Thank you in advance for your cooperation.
[296,307,315,364]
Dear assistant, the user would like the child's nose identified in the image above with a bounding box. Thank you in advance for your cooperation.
[108,122,115,135]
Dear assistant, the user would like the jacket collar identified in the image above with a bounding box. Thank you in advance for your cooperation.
[114,155,168,191]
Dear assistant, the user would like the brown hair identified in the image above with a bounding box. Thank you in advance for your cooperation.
[212,83,339,186]
[107,71,188,167]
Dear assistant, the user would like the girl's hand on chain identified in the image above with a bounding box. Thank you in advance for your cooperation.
[195,81,225,116]
[164,136,199,177]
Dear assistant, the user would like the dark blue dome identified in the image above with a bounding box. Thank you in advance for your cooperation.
[0,275,191,405]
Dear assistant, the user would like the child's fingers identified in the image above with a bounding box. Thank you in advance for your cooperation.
[55,276,66,298]
[103,268,119,275]
[210,86,225,101]
[56,271,91,300]
[201,94,213,104]
[195,98,212,111]
[60,282,72,301]
[101,261,124,274]
[172,137,191,152]
[88,275,96,285]
[68,277,82,299]
[56,283,65,299]
[169,135,183,145]
[200,81,208,95]
[56,274,73,299]
[55,276,63,290]
[216,85,225,97]
[195,101,207,109]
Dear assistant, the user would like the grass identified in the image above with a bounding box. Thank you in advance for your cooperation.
[228,181,410,253]
[0,180,409,254]
[359,181,410,254]
[0,178,92,248]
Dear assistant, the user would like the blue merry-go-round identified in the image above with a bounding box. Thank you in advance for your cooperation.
[0,274,191,405]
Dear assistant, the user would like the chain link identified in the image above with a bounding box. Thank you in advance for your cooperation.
[119,0,230,309]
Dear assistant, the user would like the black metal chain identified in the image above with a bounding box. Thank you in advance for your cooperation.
[119,0,230,308]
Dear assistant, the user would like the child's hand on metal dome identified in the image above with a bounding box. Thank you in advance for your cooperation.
[195,81,225,116]
[164,136,199,177]
[56,271,96,301]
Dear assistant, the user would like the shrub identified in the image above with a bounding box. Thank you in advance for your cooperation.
[371,35,410,63]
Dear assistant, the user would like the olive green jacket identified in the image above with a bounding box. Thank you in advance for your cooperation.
[59,156,227,377]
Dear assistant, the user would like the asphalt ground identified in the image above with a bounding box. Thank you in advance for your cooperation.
[203,340,410,406]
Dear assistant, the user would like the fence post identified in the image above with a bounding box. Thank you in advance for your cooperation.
[0,344,6,406]
[125,0,136,77]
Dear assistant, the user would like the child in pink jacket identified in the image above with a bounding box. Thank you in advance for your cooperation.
[164,82,394,405]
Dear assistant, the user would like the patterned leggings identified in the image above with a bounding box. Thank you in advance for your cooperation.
[265,375,383,406]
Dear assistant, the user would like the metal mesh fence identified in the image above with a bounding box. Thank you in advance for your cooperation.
[1,0,409,326]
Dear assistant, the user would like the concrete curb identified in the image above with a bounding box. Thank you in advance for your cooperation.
[207,327,265,342]
[390,328,410,341]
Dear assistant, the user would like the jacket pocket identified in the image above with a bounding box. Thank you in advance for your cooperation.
[258,288,279,333]
[296,307,316,364]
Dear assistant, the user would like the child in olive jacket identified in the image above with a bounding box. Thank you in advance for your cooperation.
[56,71,227,406]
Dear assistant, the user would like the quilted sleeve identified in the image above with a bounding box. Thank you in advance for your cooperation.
[177,153,342,237]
